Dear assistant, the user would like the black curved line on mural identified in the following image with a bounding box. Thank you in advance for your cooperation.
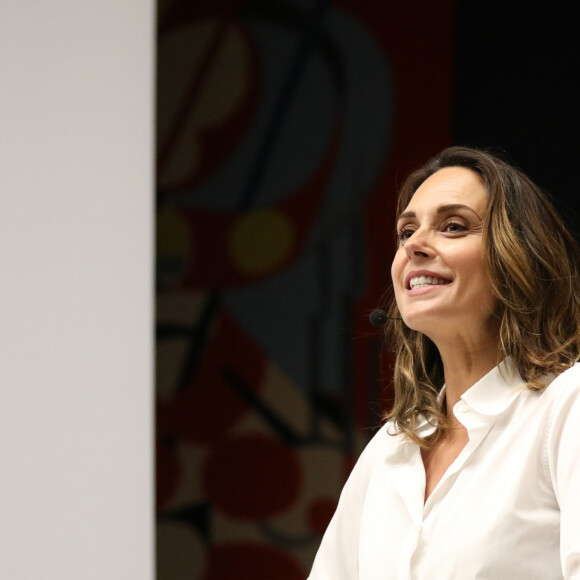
[223,367,350,448]
[175,291,221,392]
[241,0,346,94]
[223,366,301,446]
[159,501,212,544]
[236,0,347,210]
[237,0,335,211]
[156,323,200,339]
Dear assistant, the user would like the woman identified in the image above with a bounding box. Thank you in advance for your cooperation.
[308,147,580,579]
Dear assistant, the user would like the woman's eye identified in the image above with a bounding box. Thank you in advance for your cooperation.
[397,227,415,241]
[443,221,468,234]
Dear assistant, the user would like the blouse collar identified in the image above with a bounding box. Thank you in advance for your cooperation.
[457,356,524,418]
[385,357,525,455]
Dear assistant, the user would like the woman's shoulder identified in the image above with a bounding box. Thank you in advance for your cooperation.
[537,362,580,426]
[343,422,403,483]
[538,363,580,484]
[542,362,580,397]
[357,422,399,462]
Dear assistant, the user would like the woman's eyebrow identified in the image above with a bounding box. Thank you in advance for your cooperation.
[397,203,481,221]
[436,203,482,219]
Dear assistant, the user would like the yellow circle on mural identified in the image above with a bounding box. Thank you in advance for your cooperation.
[230,209,295,275]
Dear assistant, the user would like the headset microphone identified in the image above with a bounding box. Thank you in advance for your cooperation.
[369,309,388,327]
[368,308,403,327]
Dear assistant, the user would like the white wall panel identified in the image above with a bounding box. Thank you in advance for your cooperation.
[0,1,154,578]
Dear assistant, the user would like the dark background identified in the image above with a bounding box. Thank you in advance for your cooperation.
[155,1,580,577]
[455,1,580,232]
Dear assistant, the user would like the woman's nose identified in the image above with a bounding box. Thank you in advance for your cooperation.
[404,230,434,259]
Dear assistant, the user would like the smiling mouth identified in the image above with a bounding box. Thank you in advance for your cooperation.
[408,275,451,290]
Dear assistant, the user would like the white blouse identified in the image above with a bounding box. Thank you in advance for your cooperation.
[308,359,580,579]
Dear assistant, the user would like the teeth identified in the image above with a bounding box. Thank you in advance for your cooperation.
[409,275,449,289]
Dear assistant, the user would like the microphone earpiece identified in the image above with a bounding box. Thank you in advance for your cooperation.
[369,309,388,327]
[368,308,402,327]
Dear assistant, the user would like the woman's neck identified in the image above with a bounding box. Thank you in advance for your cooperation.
[436,337,501,424]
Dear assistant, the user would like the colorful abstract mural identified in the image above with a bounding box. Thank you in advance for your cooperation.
[155,0,453,576]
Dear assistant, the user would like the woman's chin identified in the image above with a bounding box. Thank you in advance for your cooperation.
[400,311,439,333]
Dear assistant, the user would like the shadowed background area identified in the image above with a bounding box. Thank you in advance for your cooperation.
[154,0,580,577]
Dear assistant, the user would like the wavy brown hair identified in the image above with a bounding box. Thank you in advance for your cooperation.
[384,146,580,446]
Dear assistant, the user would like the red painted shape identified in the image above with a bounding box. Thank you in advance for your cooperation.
[202,433,301,519]
[202,542,305,579]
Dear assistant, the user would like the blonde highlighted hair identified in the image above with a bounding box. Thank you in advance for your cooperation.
[384,146,580,446]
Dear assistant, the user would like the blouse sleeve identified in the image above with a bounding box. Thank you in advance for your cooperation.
[307,428,384,580]
[546,372,580,579]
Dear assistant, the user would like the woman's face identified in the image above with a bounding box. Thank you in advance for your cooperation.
[391,166,497,343]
